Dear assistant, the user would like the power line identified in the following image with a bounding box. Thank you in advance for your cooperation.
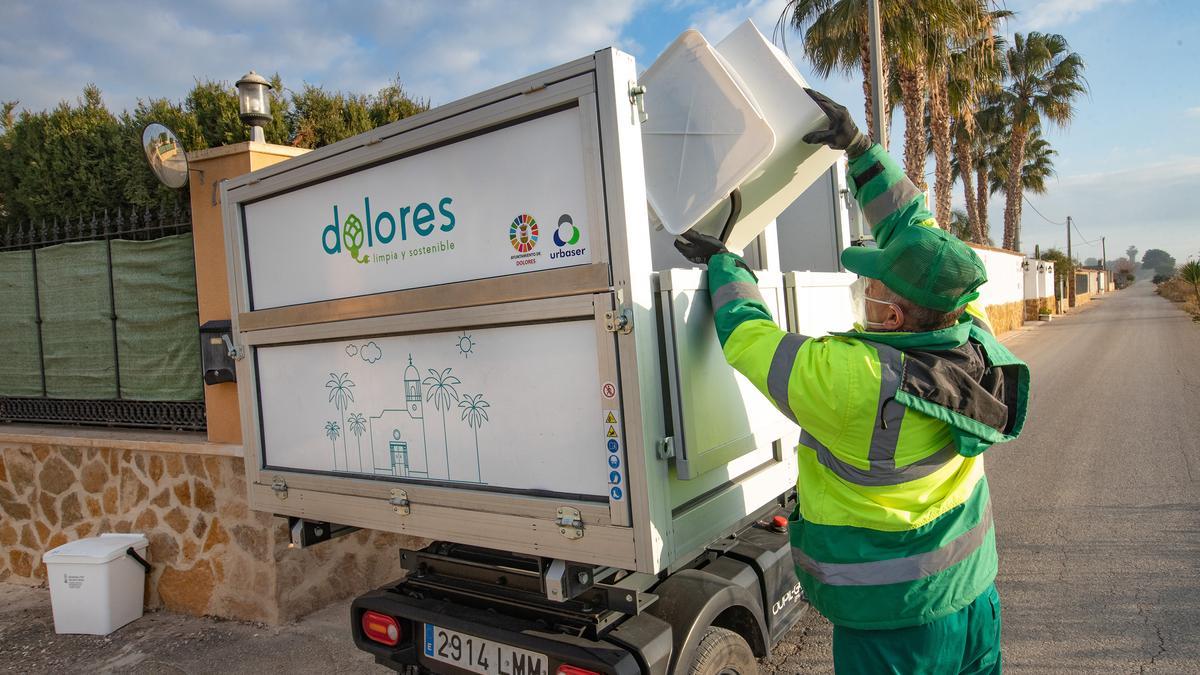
[1022,195,1066,226]
[1071,220,1102,246]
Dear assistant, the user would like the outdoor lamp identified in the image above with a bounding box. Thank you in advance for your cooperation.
[236,70,272,142]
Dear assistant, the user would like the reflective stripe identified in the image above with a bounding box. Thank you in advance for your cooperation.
[863,179,921,226]
[712,281,764,310]
[868,344,905,469]
[767,334,809,423]
[791,503,993,586]
[800,430,957,487]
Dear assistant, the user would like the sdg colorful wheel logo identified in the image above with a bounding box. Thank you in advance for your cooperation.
[509,214,539,253]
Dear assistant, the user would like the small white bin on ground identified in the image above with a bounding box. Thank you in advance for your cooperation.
[42,533,150,635]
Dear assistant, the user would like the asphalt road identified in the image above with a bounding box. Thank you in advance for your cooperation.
[762,281,1200,673]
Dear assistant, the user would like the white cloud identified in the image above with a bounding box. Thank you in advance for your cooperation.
[689,0,791,45]
[1017,0,1133,30]
[1187,107,1200,119]
[0,0,643,114]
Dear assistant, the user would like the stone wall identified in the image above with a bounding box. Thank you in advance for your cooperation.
[1024,296,1054,321]
[983,300,1026,336]
[0,435,420,624]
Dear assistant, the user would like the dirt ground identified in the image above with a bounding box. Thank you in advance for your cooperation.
[0,584,376,674]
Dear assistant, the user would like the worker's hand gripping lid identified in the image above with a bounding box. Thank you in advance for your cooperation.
[840,227,988,312]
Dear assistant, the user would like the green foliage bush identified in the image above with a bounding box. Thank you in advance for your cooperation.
[0,76,428,231]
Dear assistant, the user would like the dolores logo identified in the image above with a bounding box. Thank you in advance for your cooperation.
[322,196,456,264]
[550,213,587,261]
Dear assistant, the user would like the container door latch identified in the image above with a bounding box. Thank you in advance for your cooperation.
[555,506,584,540]
[389,489,411,516]
[271,476,288,500]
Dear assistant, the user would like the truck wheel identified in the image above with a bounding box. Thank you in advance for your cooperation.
[688,626,758,675]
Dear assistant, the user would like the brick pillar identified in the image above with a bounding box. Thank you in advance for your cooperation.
[187,142,309,443]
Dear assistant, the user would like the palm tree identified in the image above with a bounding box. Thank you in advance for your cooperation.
[998,32,1086,251]
[458,394,491,483]
[940,6,1007,232]
[988,126,1057,199]
[325,372,355,469]
[1179,261,1200,306]
[324,421,340,469]
[422,367,461,479]
[347,412,367,472]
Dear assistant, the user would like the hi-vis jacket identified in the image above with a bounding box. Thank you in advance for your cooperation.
[705,144,1029,629]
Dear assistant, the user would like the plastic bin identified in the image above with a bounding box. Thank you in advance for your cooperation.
[640,21,839,253]
[42,533,150,635]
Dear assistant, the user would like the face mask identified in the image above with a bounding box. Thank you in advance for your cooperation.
[849,277,898,331]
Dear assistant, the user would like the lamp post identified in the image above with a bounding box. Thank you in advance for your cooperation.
[236,70,272,143]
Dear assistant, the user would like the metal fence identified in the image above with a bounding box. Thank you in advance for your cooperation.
[0,205,207,431]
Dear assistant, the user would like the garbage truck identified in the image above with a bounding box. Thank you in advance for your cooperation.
[220,21,857,674]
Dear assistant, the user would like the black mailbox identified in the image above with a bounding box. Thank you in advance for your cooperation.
[199,320,237,385]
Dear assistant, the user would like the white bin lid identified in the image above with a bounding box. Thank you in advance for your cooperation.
[42,533,149,565]
[640,29,775,236]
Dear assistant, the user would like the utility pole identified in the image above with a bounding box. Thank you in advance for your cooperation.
[1067,216,1075,308]
[1101,236,1107,292]
[850,0,886,246]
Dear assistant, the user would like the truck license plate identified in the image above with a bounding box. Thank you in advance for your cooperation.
[423,624,547,675]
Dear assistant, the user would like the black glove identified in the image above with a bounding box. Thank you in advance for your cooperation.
[674,230,729,265]
[802,88,872,158]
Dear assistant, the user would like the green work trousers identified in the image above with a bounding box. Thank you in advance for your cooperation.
[832,584,1002,674]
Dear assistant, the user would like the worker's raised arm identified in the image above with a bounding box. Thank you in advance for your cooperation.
[803,89,934,248]
[847,144,935,247]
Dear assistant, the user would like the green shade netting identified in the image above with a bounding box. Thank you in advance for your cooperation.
[111,234,201,401]
[0,250,43,396]
[36,241,117,398]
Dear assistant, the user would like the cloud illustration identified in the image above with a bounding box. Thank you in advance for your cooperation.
[359,341,382,364]
[345,344,358,357]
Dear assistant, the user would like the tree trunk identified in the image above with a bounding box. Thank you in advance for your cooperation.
[976,164,989,242]
[955,128,980,242]
[857,20,888,149]
[1002,126,1029,251]
[898,64,927,189]
[928,69,953,227]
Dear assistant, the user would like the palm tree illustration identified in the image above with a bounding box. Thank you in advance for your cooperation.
[458,393,490,483]
[324,421,340,469]
[422,367,461,480]
[325,372,355,471]
[347,412,368,472]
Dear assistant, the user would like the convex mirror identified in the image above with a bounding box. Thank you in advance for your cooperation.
[142,123,189,188]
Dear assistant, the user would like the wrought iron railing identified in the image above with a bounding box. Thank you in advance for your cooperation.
[0,205,206,431]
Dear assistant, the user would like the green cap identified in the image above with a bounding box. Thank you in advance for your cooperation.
[841,227,987,312]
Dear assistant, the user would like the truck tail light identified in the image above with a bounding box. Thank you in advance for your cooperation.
[361,610,402,646]
[557,666,602,675]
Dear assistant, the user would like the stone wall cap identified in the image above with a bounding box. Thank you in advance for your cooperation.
[0,424,243,458]
[187,142,309,163]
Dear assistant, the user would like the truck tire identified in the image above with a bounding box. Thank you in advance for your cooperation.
[688,626,758,675]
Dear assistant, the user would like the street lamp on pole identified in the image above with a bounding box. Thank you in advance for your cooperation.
[236,70,272,143]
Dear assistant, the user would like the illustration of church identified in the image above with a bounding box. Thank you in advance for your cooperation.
[368,355,433,478]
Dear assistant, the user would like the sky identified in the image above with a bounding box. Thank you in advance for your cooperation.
[1,0,1197,264]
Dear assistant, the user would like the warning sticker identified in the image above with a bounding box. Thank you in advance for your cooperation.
[606,425,618,438]
[602,382,617,399]
[605,411,618,424]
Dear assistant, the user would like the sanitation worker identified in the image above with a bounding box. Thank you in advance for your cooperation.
[675,89,1028,674]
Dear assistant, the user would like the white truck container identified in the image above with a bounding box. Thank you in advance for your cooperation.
[221,22,849,675]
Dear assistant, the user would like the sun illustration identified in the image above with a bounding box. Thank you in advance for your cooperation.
[456,332,477,358]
